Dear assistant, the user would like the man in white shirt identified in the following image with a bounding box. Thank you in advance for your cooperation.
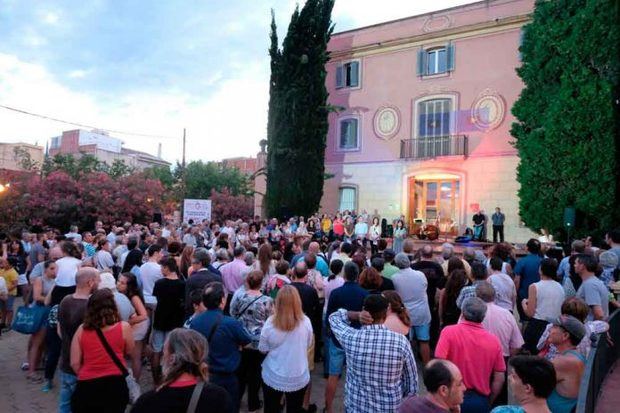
[488,257,517,312]
[140,245,164,315]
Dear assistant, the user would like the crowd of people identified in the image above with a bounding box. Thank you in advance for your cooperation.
[0,213,619,413]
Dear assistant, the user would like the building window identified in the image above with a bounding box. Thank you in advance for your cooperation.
[338,117,359,150]
[339,186,356,212]
[417,43,455,76]
[336,60,360,89]
[418,99,452,137]
[50,136,61,149]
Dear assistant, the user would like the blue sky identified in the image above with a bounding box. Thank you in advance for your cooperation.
[0,0,471,162]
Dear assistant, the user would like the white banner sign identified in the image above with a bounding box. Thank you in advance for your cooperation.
[183,199,212,223]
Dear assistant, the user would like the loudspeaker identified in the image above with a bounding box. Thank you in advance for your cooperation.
[385,224,394,238]
[563,207,575,228]
[153,212,162,224]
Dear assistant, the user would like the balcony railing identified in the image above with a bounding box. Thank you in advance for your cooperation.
[400,135,468,159]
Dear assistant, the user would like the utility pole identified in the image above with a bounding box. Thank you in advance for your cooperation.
[180,128,187,224]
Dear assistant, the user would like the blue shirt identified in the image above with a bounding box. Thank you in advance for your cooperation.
[190,309,251,373]
[514,253,541,298]
[297,254,329,277]
[326,282,369,346]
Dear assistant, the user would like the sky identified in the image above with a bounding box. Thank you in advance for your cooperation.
[0,0,472,164]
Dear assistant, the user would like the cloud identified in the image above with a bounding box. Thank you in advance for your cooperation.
[41,11,60,25]
[68,69,89,79]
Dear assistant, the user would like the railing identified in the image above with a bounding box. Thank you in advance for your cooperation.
[400,135,468,159]
[576,309,620,413]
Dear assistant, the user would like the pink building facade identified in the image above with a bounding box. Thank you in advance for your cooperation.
[320,0,536,241]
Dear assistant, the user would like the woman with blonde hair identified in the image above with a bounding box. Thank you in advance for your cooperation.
[131,328,232,413]
[259,285,313,413]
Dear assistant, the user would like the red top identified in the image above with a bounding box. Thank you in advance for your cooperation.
[435,320,506,396]
[333,219,345,236]
[78,322,125,381]
[169,377,199,388]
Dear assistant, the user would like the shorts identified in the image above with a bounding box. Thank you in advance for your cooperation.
[327,338,346,375]
[0,296,15,312]
[17,274,28,286]
[409,323,430,342]
[150,329,171,353]
[132,318,150,341]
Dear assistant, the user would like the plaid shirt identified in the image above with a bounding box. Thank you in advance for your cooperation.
[329,309,418,413]
[456,281,487,309]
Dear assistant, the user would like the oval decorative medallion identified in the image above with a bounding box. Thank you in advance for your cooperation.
[373,106,400,140]
[471,91,505,131]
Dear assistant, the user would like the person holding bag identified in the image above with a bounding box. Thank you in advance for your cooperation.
[130,328,232,413]
[70,288,134,413]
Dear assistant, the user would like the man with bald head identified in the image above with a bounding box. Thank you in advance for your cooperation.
[57,267,100,412]
[400,359,466,413]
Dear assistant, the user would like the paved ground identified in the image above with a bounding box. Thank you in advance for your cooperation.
[594,360,620,413]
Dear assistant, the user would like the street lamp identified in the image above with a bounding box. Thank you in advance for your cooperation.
[0,182,10,193]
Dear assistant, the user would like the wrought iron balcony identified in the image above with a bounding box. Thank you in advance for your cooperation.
[400,135,468,159]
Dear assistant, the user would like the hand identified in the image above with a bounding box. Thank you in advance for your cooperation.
[521,298,528,308]
[359,310,373,325]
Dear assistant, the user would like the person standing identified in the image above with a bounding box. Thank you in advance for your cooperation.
[70,289,134,413]
[435,297,506,413]
[329,294,418,413]
[491,208,505,243]
[392,220,407,254]
[574,254,609,321]
[184,248,222,315]
[399,359,466,413]
[139,245,164,317]
[514,239,542,324]
[392,253,431,365]
[472,210,486,242]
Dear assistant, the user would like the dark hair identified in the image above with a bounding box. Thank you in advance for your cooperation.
[371,257,385,272]
[61,241,81,259]
[471,262,488,281]
[340,243,353,255]
[127,237,138,251]
[275,260,289,275]
[377,239,387,251]
[293,263,308,280]
[83,289,120,330]
[160,257,179,274]
[122,249,144,273]
[489,257,503,271]
[202,282,226,310]
[526,238,541,255]
[233,246,246,257]
[447,257,465,274]
[120,272,144,303]
[575,253,598,272]
[509,356,557,399]
[424,360,454,393]
[383,290,411,327]
[607,229,620,244]
[96,238,109,251]
[305,253,317,270]
[561,297,589,323]
[246,270,264,290]
[44,259,56,270]
[363,294,388,322]
[6,256,18,268]
[189,289,204,307]
[147,244,162,257]
[540,258,558,279]
[168,241,182,256]
[343,261,360,282]
[328,259,344,281]
[444,269,468,303]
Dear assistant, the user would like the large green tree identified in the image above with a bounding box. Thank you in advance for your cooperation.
[265,0,335,218]
[511,0,620,238]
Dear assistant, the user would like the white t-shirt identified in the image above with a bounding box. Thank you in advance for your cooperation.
[55,256,82,287]
[140,261,163,305]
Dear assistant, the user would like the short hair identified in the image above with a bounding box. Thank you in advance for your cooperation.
[189,289,204,307]
[329,259,343,276]
[476,282,496,303]
[363,294,388,322]
[147,244,162,257]
[461,297,487,323]
[76,267,98,286]
[293,262,308,280]
[561,297,589,323]
[371,257,385,272]
[192,248,211,267]
[127,237,138,250]
[526,239,541,254]
[575,253,598,272]
[246,270,264,290]
[377,239,387,251]
[343,261,359,282]
[160,257,179,274]
[421,245,434,259]
[489,257,503,271]
[243,251,255,266]
[471,262,488,280]
[275,260,289,275]
[202,282,226,310]
[340,243,353,255]
[608,229,620,244]
[540,258,558,279]
[305,253,317,269]
[394,253,411,269]
[571,240,586,254]
[233,246,246,257]
[423,360,455,393]
[509,356,557,399]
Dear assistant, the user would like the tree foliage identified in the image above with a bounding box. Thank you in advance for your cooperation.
[42,153,135,179]
[511,0,620,238]
[183,161,251,199]
[265,0,335,218]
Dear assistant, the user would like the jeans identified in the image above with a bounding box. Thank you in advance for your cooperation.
[45,325,62,381]
[59,372,77,413]
[461,390,490,413]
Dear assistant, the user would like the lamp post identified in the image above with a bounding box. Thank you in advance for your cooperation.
[0,182,10,193]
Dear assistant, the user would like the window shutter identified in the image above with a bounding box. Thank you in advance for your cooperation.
[349,61,359,87]
[416,47,425,76]
[336,65,344,89]
[447,42,455,72]
[350,119,358,148]
[339,119,347,148]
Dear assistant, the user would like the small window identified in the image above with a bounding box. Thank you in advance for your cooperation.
[339,187,356,212]
[336,61,360,89]
[339,118,359,150]
[50,136,61,149]
[417,43,455,76]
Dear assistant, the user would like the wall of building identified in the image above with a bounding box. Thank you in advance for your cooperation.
[0,143,44,171]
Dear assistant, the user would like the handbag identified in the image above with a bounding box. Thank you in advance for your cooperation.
[94,327,141,404]
[186,381,205,413]
[11,305,49,334]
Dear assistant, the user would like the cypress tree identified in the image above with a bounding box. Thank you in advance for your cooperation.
[266,0,335,218]
[511,0,620,238]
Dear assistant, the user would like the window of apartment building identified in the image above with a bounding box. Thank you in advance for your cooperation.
[50,136,61,149]
[336,60,360,89]
[338,117,360,150]
[417,43,455,76]
[339,186,357,212]
[418,98,452,137]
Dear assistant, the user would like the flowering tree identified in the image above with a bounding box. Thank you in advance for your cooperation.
[210,188,253,222]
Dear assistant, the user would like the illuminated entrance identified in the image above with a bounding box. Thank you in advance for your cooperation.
[407,174,460,235]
